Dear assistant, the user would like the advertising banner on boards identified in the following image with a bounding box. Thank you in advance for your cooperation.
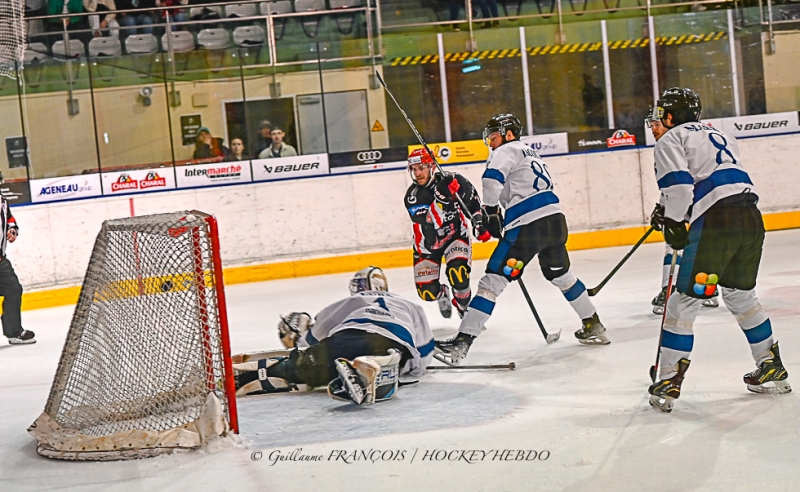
[252,154,329,182]
[329,147,408,174]
[101,167,177,195]
[30,174,103,203]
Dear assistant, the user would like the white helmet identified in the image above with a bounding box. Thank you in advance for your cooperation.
[349,266,389,295]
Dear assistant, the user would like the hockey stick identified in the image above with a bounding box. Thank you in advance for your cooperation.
[428,362,516,371]
[374,70,475,216]
[518,278,561,344]
[587,226,655,296]
[650,251,679,382]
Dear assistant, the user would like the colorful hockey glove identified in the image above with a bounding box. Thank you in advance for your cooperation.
[663,217,689,250]
[650,203,665,231]
[471,211,491,242]
[484,205,504,239]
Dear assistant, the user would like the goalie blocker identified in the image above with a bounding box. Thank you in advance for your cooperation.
[233,267,435,405]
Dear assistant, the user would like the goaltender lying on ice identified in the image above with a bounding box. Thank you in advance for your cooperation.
[233,267,436,406]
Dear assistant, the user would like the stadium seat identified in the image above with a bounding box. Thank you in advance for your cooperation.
[260,1,292,40]
[23,42,49,87]
[226,3,259,18]
[51,39,85,83]
[233,25,266,64]
[197,28,231,69]
[161,31,195,72]
[294,0,326,39]
[125,34,160,77]
[89,37,122,81]
[329,0,362,35]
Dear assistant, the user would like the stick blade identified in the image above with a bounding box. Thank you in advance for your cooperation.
[587,287,598,297]
[546,330,561,344]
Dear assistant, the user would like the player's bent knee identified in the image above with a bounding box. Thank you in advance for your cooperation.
[477,273,508,299]
[446,258,471,290]
[549,270,577,290]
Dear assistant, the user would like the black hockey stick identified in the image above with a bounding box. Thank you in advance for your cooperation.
[587,226,655,296]
[374,70,475,216]
[519,278,561,344]
[428,362,516,371]
[650,251,678,382]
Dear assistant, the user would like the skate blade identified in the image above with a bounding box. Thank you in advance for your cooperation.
[439,309,452,319]
[649,395,675,413]
[747,379,792,394]
[701,299,719,308]
[433,352,460,366]
[652,306,664,315]
[577,333,610,345]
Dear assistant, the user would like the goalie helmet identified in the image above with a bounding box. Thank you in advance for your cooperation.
[483,113,523,146]
[656,88,702,127]
[349,266,389,295]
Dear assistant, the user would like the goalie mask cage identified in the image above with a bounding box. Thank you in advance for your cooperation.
[28,211,238,461]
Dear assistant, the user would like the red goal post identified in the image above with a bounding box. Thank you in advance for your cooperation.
[28,211,238,460]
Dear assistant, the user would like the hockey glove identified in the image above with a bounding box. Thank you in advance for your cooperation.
[663,217,689,250]
[471,211,491,242]
[650,203,665,231]
[277,312,313,348]
[484,205,504,239]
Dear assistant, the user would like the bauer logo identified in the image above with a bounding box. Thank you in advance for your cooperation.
[733,120,787,132]
[252,154,329,182]
[606,130,636,148]
[720,111,799,138]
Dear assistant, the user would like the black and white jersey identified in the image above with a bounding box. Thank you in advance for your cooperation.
[654,122,756,223]
[0,195,18,258]
[297,291,435,376]
[482,140,561,231]
[404,172,482,254]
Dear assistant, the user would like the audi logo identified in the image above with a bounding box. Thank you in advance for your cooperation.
[357,151,382,162]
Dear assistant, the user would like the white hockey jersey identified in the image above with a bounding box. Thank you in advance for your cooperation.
[482,140,561,231]
[654,122,757,224]
[296,291,435,376]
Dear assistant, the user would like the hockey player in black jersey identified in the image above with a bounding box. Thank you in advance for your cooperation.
[404,147,490,319]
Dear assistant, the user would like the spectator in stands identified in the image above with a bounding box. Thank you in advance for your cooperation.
[226,138,246,161]
[188,0,221,28]
[252,119,272,158]
[477,0,499,28]
[259,126,297,159]
[193,127,232,160]
[116,0,156,36]
[84,0,120,38]
[156,0,188,27]
[46,0,91,44]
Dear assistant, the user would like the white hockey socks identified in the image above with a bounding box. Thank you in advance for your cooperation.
[328,349,401,405]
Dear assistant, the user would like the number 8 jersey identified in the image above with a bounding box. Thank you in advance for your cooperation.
[482,140,562,231]
[654,122,757,224]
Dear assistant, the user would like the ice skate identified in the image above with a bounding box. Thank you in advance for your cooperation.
[437,286,453,319]
[574,313,610,345]
[434,332,475,364]
[7,330,36,345]
[701,290,719,308]
[649,358,691,413]
[651,286,674,315]
[744,342,791,394]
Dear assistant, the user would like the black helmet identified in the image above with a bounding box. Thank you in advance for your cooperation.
[483,113,523,145]
[656,87,702,126]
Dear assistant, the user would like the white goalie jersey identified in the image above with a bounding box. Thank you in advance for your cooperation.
[654,122,757,224]
[296,291,436,376]
[482,140,562,231]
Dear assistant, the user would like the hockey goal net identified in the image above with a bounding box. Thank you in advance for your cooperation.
[28,211,238,460]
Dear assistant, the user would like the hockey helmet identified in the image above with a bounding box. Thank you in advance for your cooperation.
[407,147,436,185]
[349,266,389,295]
[656,88,702,127]
[483,113,523,147]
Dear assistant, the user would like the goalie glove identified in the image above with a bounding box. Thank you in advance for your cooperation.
[470,210,491,242]
[484,205,504,239]
[277,312,313,348]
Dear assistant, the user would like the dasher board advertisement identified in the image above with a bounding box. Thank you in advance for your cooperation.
[519,133,569,156]
[252,154,329,182]
[102,168,176,195]
[176,161,253,188]
[31,174,102,203]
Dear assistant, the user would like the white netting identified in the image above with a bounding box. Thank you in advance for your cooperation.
[0,0,26,79]
[29,211,236,460]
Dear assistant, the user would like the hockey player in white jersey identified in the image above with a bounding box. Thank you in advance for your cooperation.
[436,114,609,363]
[233,267,436,405]
[647,88,790,412]
[645,108,718,314]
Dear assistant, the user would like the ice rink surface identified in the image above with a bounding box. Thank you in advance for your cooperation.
[2,229,800,492]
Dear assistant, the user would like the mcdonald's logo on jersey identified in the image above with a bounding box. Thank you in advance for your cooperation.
[447,265,470,285]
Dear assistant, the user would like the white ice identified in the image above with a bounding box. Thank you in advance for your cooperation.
[3,229,800,491]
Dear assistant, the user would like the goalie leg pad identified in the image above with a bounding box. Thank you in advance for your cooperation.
[328,350,401,405]
[234,353,309,396]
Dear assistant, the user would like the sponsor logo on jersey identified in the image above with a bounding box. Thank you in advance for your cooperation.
[38,183,92,196]
[577,139,604,147]
[606,130,637,148]
[262,162,320,174]
[185,164,243,179]
[357,151,382,163]
[733,120,788,132]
